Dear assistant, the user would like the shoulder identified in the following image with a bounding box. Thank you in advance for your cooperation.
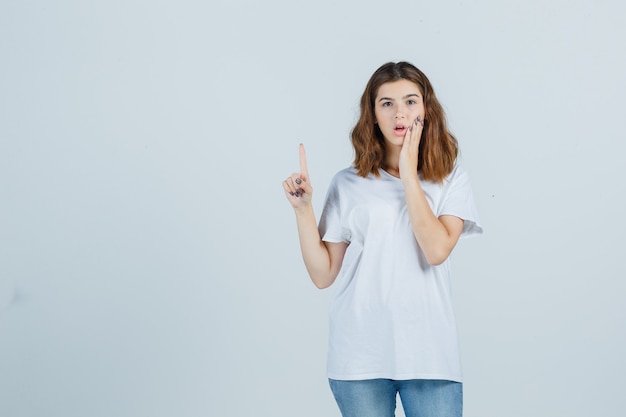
[440,163,477,197]
[421,163,467,191]
[324,167,364,199]
[444,163,470,184]
[329,166,360,186]
[333,166,359,179]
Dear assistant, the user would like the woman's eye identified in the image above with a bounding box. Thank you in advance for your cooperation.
[407,100,416,105]
[382,102,392,107]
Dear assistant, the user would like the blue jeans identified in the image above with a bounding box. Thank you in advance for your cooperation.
[329,379,462,417]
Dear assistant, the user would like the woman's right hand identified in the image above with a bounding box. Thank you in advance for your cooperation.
[283,144,313,209]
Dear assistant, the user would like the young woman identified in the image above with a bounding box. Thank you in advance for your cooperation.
[282,61,482,417]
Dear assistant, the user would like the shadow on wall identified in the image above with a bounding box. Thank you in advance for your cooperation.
[0,280,20,313]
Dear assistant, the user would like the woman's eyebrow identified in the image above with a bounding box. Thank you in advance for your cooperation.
[378,93,420,102]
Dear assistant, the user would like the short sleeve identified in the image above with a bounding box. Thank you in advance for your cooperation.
[439,166,483,238]
[318,174,351,243]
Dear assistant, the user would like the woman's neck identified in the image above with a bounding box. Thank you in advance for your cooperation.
[383,146,401,175]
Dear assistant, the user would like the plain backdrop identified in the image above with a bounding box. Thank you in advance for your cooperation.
[1,1,625,416]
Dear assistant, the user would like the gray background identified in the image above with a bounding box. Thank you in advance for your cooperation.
[1,1,624,416]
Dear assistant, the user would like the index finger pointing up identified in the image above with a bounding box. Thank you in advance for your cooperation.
[299,143,309,179]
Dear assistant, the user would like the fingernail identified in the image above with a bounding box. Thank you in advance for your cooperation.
[295,178,302,185]
[289,192,295,196]
[408,125,413,132]
[417,115,421,122]
[295,190,301,197]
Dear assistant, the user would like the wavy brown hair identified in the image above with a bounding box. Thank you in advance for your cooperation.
[351,61,458,183]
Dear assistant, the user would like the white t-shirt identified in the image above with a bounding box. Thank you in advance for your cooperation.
[319,164,483,382]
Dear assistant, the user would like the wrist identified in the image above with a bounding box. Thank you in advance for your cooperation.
[294,203,314,216]
[401,171,420,186]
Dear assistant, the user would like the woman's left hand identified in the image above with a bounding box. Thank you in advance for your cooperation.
[399,116,424,180]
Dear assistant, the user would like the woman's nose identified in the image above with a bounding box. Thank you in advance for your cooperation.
[395,104,410,118]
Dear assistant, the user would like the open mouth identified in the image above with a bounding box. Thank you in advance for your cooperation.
[394,124,407,135]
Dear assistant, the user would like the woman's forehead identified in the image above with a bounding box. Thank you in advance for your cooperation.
[376,79,422,98]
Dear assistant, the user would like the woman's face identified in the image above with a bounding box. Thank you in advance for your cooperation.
[374,79,425,148]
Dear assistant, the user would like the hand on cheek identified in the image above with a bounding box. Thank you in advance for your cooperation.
[399,116,425,179]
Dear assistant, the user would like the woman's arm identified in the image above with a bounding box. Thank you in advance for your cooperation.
[399,119,464,265]
[402,176,464,265]
[283,144,348,288]
[293,205,348,288]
